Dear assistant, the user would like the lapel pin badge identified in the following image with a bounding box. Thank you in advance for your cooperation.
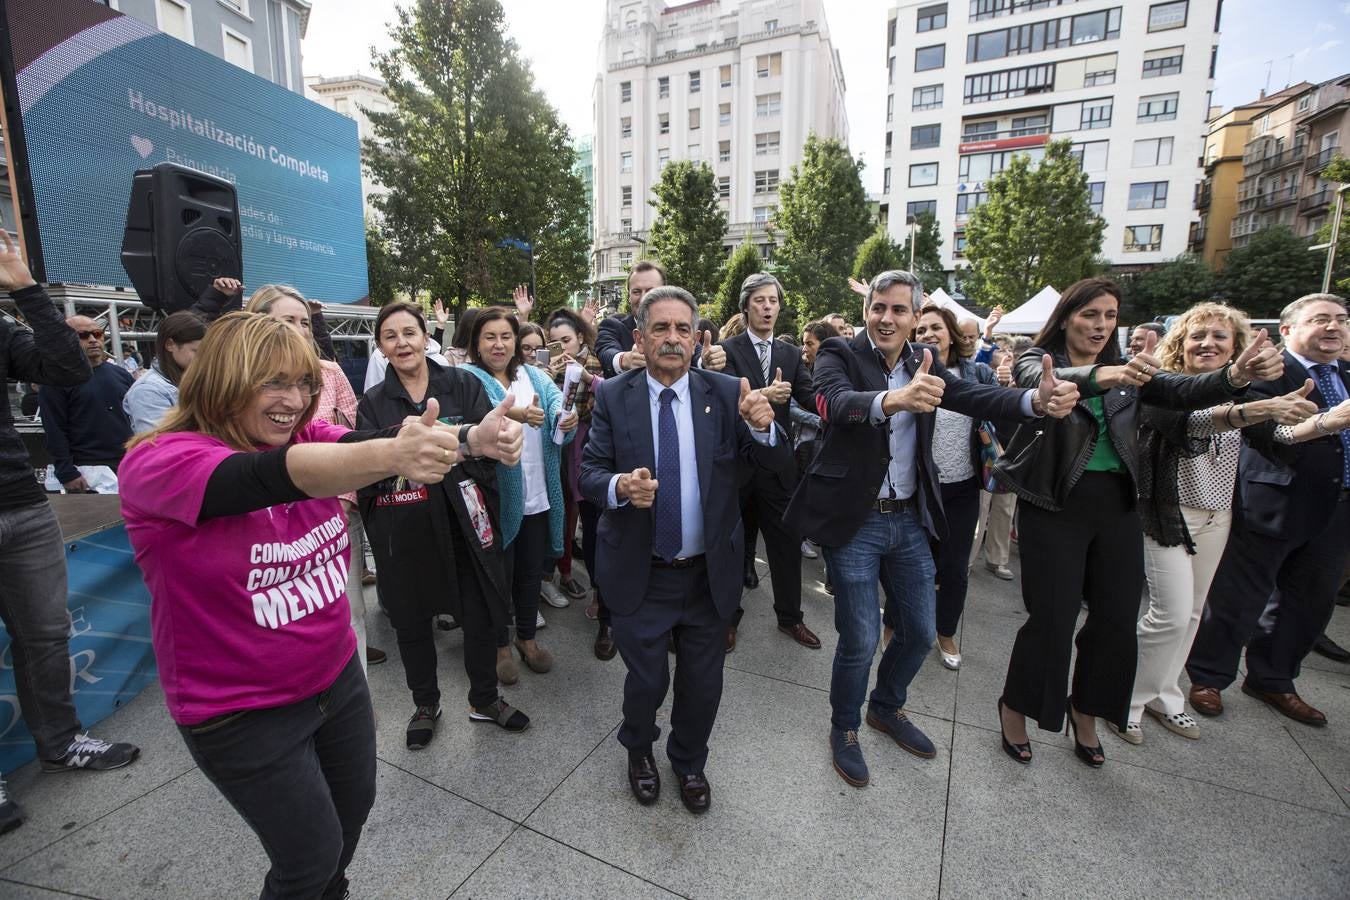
[704,405,711,414]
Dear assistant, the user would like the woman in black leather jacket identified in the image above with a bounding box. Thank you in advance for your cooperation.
[991,278,1283,768]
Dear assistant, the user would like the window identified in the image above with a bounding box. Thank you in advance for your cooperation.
[689,108,701,130]
[756,94,781,117]
[717,176,730,200]
[658,148,670,166]
[758,243,775,263]
[1297,91,1316,113]
[765,19,778,31]
[720,102,732,126]
[1011,114,1047,136]
[970,0,1077,20]
[911,124,942,149]
[909,163,939,187]
[966,8,1121,63]
[913,84,943,110]
[719,140,731,163]
[889,17,897,47]
[917,4,948,31]
[1088,181,1104,214]
[916,45,945,72]
[720,65,732,88]
[883,168,892,192]
[1124,224,1163,252]
[1069,140,1108,171]
[1071,9,1115,44]
[620,116,632,139]
[659,113,670,135]
[221,26,251,72]
[1132,136,1174,167]
[620,152,633,173]
[621,81,632,103]
[1084,66,1116,87]
[689,70,701,94]
[887,94,895,122]
[1128,181,1168,209]
[756,53,782,78]
[755,131,780,155]
[1138,92,1178,123]
[1148,1,1188,31]
[156,0,193,42]
[754,205,773,225]
[889,56,895,85]
[658,77,669,99]
[960,146,1046,180]
[1081,98,1112,130]
[963,120,998,138]
[885,131,893,155]
[956,191,987,219]
[754,169,780,193]
[621,186,633,206]
[953,233,967,258]
[621,217,632,232]
[618,250,633,267]
[688,143,701,159]
[963,62,1054,104]
[1143,48,1183,78]
[907,200,937,219]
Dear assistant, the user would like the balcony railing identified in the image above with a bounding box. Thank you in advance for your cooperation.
[1188,222,1207,251]
[1300,188,1334,213]
[1249,145,1306,173]
[1254,185,1300,210]
[1306,145,1339,172]
[958,125,1050,143]
[1230,218,1262,238]
[1194,183,1212,211]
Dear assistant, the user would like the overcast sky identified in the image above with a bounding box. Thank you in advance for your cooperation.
[301,0,1350,195]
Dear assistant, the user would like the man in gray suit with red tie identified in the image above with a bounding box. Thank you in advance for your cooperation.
[581,285,786,814]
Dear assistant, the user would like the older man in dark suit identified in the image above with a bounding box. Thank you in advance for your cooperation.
[582,285,785,814]
[1187,293,1350,725]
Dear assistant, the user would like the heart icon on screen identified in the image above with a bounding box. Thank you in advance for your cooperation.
[130,135,154,158]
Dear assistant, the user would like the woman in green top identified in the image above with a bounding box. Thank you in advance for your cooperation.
[991,278,1283,768]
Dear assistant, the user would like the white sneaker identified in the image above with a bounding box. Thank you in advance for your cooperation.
[985,563,1014,580]
[535,610,547,629]
[540,579,569,609]
[800,540,819,559]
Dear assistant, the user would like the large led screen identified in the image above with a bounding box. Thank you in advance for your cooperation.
[1,0,368,302]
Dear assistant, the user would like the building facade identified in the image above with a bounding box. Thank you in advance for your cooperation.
[101,0,311,94]
[305,74,392,214]
[591,0,847,303]
[883,0,1220,278]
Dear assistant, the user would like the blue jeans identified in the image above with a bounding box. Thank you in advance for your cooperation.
[825,506,936,732]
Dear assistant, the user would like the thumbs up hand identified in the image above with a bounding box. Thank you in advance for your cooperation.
[619,466,659,508]
[1035,353,1079,419]
[739,376,776,431]
[523,393,545,428]
[699,330,727,371]
[886,348,945,414]
[1231,327,1284,385]
[392,397,460,484]
[763,365,793,404]
[469,392,524,465]
[1251,378,1319,426]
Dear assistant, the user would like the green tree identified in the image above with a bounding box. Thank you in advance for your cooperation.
[1117,254,1218,323]
[851,228,902,283]
[364,217,399,305]
[647,160,728,303]
[364,0,587,314]
[898,211,945,292]
[776,135,873,324]
[1219,225,1323,318]
[716,240,763,328]
[961,139,1105,309]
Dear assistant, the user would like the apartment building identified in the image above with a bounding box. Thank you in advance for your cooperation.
[305,74,393,214]
[883,0,1219,277]
[591,0,847,303]
[1224,75,1350,255]
[101,0,311,94]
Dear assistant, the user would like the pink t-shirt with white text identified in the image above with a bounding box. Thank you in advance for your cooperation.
[119,421,355,724]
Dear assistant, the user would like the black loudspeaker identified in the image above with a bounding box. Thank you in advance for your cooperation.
[120,163,241,312]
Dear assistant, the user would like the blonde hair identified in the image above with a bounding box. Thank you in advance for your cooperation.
[1157,301,1253,374]
[128,311,322,452]
[245,284,307,316]
[719,312,746,340]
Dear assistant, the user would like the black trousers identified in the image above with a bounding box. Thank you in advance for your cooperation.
[1187,492,1350,693]
[737,468,803,627]
[612,559,727,775]
[935,477,982,639]
[393,560,499,710]
[579,498,610,626]
[1002,473,1143,732]
[501,511,550,644]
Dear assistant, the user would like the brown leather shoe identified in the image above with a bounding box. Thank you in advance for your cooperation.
[725,626,737,654]
[677,771,711,814]
[627,753,660,805]
[1188,685,1223,717]
[594,625,617,661]
[778,622,822,649]
[1241,683,1327,726]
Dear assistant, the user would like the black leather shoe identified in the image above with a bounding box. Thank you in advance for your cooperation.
[677,771,711,814]
[1313,632,1350,663]
[743,563,759,589]
[594,625,617,661]
[627,753,660,805]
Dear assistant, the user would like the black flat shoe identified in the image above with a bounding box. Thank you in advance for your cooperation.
[997,698,1032,764]
[627,753,660,806]
[1066,702,1104,768]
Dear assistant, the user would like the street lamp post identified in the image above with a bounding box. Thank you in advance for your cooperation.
[1323,184,1350,293]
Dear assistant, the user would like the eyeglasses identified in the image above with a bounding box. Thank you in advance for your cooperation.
[75,329,104,341]
[1300,314,1350,328]
[259,378,320,398]
[520,345,541,357]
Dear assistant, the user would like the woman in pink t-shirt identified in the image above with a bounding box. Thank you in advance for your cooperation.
[119,312,521,899]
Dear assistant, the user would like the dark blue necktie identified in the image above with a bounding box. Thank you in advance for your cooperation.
[1312,364,1350,486]
[654,388,682,562]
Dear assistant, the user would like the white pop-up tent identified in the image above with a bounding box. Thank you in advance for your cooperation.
[997,286,1061,334]
[927,288,986,329]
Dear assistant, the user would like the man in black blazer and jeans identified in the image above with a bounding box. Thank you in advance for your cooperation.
[786,270,1078,788]
[582,285,786,814]
[1187,293,1350,725]
[718,272,821,651]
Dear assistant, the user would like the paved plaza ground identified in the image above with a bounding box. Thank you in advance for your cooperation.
[1,544,1347,898]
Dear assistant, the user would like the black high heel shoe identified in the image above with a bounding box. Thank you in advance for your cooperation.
[998,698,1032,764]
[1066,702,1104,768]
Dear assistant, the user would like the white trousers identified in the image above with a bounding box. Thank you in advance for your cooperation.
[969,490,1016,568]
[1133,506,1231,720]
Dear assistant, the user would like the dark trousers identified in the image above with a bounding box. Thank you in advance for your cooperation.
[1187,493,1350,693]
[179,652,375,900]
[612,559,727,775]
[393,562,499,710]
[935,477,982,638]
[501,511,550,644]
[1002,473,1143,732]
[737,469,803,627]
[578,499,610,626]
